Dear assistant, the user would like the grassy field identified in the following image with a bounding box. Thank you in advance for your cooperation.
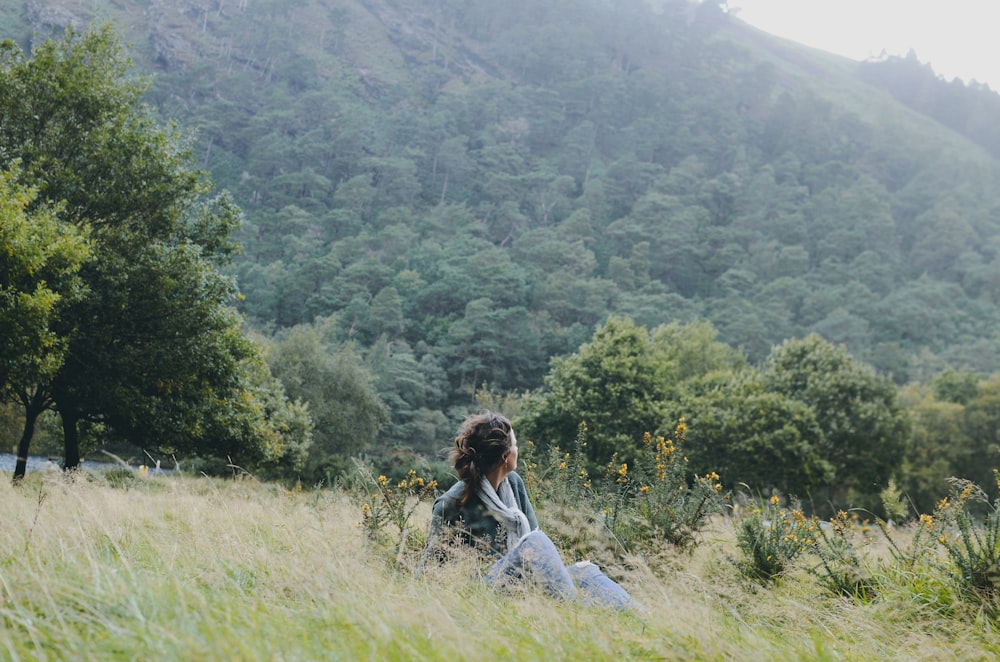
[0,471,998,661]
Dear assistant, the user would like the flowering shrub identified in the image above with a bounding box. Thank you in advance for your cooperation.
[353,460,438,566]
[525,420,725,555]
[933,474,1000,601]
[613,421,726,550]
[808,510,878,599]
[734,494,817,582]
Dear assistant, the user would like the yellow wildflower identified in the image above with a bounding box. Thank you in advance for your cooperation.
[617,463,629,483]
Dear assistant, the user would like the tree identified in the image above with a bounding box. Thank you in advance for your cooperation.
[365,336,449,455]
[761,335,909,508]
[266,325,388,484]
[650,319,745,387]
[517,316,665,464]
[673,370,833,498]
[0,169,89,474]
[896,382,971,514]
[0,26,306,478]
[959,375,1000,494]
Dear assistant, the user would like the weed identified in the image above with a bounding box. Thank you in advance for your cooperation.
[933,474,1000,602]
[734,493,816,582]
[624,421,725,549]
[523,421,725,555]
[808,510,878,600]
[352,459,438,569]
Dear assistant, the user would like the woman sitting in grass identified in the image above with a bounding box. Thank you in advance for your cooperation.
[421,411,637,610]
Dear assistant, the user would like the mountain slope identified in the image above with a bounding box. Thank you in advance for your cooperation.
[4,1,1000,439]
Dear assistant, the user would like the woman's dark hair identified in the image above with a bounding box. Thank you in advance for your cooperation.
[450,411,513,505]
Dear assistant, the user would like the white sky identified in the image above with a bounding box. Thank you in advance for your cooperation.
[729,1,1000,90]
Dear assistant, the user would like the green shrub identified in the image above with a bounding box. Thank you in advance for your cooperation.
[525,421,725,556]
[808,510,878,600]
[734,494,817,582]
[934,474,1000,602]
[350,459,438,569]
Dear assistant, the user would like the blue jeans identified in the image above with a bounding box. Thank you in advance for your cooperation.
[486,530,637,611]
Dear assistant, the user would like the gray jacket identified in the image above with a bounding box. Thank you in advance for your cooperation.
[425,471,539,558]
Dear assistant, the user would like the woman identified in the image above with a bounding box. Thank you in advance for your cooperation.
[422,411,637,610]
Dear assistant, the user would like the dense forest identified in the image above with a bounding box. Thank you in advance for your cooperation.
[2,0,1000,510]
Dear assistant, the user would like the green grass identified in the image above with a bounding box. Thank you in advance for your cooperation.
[1,473,998,660]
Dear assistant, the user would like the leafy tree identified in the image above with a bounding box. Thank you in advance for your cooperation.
[761,335,910,507]
[266,325,388,484]
[365,336,449,455]
[650,319,745,387]
[0,169,89,473]
[673,370,833,498]
[518,316,665,464]
[0,26,305,477]
[959,374,1000,493]
[896,382,971,514]
[930,368,980,405]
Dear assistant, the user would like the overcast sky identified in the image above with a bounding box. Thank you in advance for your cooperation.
[729,1,1000,90]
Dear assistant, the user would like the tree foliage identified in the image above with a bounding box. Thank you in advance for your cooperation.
[3,4,1000,495]
[265,324,388,484]
[761,335,910,506]
[672,371,833,499]
[0,169,89,391]
[518,316,665,464]
[0,26,308,477]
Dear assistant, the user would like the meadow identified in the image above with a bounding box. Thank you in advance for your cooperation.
[1,462,999,661]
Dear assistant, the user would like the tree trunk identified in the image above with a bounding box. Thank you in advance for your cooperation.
[62,409,81,471]
[12,406,42,482]
[439,169,449,204]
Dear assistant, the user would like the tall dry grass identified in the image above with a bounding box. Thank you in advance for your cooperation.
[0,472,997,660]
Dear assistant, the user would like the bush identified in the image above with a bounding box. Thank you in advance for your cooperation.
[349,459,438,569]
[734,494,817,582]
[523,421,726,556]
[934,474,1000,602]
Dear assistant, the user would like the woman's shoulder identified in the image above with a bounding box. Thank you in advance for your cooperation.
[507,471,528,491]
[433,480,467,512]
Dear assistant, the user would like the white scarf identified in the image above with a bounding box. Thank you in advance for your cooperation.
[477,476,532,552]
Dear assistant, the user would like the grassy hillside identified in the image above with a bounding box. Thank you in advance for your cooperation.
[2,472,998,660]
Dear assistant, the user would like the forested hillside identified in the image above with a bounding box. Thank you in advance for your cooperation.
[4,0,1000,480]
